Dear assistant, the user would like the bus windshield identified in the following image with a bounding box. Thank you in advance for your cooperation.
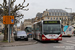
[43,24,61,35]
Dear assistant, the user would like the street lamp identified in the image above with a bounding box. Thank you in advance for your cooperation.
[65,8,72,25]
[65,8,72,13]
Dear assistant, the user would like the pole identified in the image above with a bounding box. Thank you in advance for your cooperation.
[65,8,72,25]
[8,0,10,43]
[70,8,72,25]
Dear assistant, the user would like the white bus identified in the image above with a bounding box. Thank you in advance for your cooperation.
[33,20,62,42]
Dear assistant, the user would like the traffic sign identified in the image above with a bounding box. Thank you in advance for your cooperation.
[29,34,32,35]
[3,16,14,24]
[11,19,14,23]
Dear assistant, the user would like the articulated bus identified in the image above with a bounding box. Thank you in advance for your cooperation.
[33,20,62,42]
[62,25,74,37]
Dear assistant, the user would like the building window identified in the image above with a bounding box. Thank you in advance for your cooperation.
[54,17,55,19]
[54,13,55,16]
[51,17,52,20]
[65,13,66,16]
[62,21,63,23]
[63,13,65,16]
[62,17,63,20]
[48,17,49,19]
[59,13,61,16]
[49,13,51,16]
[60,13,62,16]
[0,25,1,27]
[56,13,58,16]
[65,17,66,19]
[52,13,54,16]
[51,13,52,16]
[66,13,68,16]
[47,13,48,16]
[65,21,66,24]
[58,13,59,16]
[60,18,61,20]
[45,17,48,19]
[61,13,62,16]
[56,17,58,20]
[55,13,57,16]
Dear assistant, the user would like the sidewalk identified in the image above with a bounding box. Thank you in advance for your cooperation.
[0,38,38,47]
[0,34,38,47]
[0,34,4,42]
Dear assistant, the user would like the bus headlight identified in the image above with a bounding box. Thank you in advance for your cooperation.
[42,37,46,39]
[58,37,62,39]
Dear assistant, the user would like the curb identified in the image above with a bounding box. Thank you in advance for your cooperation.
[0,41,38,47]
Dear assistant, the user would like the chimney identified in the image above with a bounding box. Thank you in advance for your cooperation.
[46,9,48,11]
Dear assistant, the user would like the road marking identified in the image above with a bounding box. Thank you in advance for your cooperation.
[71,40,75,41]
[63,42,75,46]
[67,41,72,42]
[66,41,75,43]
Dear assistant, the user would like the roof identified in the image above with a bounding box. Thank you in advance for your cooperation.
[36,13,43,18]
[47,9,67,13]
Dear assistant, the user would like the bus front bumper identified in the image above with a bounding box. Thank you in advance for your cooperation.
[42,38,62,41]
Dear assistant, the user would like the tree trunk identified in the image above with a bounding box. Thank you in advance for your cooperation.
[3,24,8,41]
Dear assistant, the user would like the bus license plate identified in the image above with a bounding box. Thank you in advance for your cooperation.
[50,39,54,40]
[68,34,70,36]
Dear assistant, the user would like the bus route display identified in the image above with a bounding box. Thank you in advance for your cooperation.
[43,21,60,24]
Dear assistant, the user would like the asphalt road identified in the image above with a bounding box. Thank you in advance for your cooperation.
[0,36,75,50]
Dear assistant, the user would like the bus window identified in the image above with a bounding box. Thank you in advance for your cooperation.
[43,24,61,34]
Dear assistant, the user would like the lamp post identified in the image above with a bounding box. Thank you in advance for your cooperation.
[65,8,72,25]
[65,8,72,13]
[8,0,11,43]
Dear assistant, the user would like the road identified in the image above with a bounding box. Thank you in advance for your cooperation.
[0,36,75,50]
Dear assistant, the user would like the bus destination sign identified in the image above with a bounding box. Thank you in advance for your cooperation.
[43,21,60,24]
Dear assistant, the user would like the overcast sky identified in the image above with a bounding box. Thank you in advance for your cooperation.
[0,0,75,26]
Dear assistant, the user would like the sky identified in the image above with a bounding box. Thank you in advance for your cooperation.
[0,0,75,26]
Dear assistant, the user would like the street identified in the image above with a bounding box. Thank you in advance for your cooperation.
[0,0,75,50]
[0,35,75,50]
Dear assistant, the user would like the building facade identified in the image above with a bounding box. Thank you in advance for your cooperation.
[20,9,73,29]
[70,13,75,25]
[0,21,4,32]
[35,9,71,26]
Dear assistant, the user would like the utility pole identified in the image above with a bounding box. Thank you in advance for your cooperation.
[8,0,11,43]
[65,8,72,25]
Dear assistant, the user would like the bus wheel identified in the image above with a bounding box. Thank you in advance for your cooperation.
[33,38,35,40]
[55,41,59,43]
[69,36,71,37]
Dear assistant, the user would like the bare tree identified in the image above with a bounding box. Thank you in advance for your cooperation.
[0,0,29,41]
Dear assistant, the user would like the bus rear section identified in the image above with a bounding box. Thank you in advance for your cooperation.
[72,24,75,35]
[33,20,62,42]
[62,25,74,36]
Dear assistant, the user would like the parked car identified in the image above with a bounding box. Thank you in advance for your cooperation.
[13,31,16,34]
[14,31,28,41]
